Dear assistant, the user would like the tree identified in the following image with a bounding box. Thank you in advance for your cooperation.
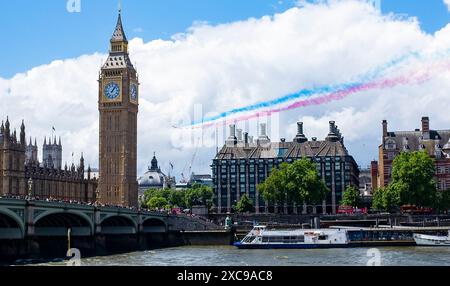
[141,188,161,208]
[147,196,169,210]
[390,151,437,207]
[236,194,254,213]
[435,190,450,213]
[372,187,385,211]
[169,190,186,208]
[372,186,400,212]
[288,159,328,205]
[341,186,361,208]
[258,158,329,208]
[258,163,289,205]
[184,183,214,209]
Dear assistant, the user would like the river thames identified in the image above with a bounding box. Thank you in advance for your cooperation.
[37,246,450,266]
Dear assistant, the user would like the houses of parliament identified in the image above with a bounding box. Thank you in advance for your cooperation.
[0,10,139,207]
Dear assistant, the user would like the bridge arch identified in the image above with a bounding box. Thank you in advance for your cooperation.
[33,210,94,237]
[100,215,137,234]
[0,209,25,239]
[142,217,167,233]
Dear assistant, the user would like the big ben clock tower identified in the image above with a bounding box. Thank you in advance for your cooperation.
[98,9,139,207]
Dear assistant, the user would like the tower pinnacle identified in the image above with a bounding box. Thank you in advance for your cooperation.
[111,9,127,43]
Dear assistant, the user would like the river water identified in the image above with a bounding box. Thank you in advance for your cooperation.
[39,246,450,266]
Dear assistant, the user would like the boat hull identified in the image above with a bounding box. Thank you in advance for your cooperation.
[413,233,450,246]
[233,242,349,249]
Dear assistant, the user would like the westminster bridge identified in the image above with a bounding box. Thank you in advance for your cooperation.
[0,198,222,262]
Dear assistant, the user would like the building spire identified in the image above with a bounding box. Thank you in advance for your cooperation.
[111,6,127,43]
[5,116,10,132]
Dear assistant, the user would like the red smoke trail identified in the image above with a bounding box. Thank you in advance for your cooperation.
[195,61,449,130]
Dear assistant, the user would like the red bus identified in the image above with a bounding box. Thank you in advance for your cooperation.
[171,208,183,215]
[400,205,433,215]
[338,206,368,215]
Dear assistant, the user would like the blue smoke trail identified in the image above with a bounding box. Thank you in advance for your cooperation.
[189,49,430,127]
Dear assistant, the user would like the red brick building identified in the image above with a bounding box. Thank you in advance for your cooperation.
[371,117,450,192]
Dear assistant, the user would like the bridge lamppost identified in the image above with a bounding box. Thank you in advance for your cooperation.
[95,188,100,205]
[27,177,33,199]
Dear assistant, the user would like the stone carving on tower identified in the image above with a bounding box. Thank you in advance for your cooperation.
[98,9,139,207]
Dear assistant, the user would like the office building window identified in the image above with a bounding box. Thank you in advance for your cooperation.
[249,185,256,195]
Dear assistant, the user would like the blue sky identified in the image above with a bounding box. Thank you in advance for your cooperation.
[2,0,450,176]
[1,0,450,78]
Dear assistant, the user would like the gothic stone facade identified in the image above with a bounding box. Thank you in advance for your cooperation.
[372,117,450,192]
[98,11,139,208]
[0,119,26,195]
[212,121,360,215]
[0,118,97,201]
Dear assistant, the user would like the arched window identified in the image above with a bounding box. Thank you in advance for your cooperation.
[385,139,397,150]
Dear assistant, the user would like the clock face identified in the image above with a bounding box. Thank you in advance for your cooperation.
[104,82,120,100]
[130,84,138,101]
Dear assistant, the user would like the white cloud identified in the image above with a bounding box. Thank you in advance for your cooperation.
[444,0,450,11]
[1,0,450,179]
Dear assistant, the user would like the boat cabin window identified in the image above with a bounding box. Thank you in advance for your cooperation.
[318,235,328,240]
[243,236,256,243]
[262,235,305,243]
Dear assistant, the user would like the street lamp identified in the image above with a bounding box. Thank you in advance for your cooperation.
[27,178,33,199]
[95,188,100,205]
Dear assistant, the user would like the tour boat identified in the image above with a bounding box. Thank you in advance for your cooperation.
[234,226,349,249]
[413,231,450,246]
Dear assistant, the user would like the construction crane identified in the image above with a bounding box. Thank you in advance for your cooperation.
[180,140,200,184]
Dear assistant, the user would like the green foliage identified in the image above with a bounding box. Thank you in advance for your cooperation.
[372,187,384,211]
[373,151,438,212]
[258,158,329,207]
[390,151,437,207]
[372,187,400,211]
[141,184,213,211]
[169,190,186,208]
[258,163,289,204]
[236,194,254,213]
[341,186,361,208]
[434,190,450,213]
[184,183,214,209]
[147,196,169,209]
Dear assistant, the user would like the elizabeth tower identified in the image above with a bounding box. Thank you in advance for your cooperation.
[98,10,139,207]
